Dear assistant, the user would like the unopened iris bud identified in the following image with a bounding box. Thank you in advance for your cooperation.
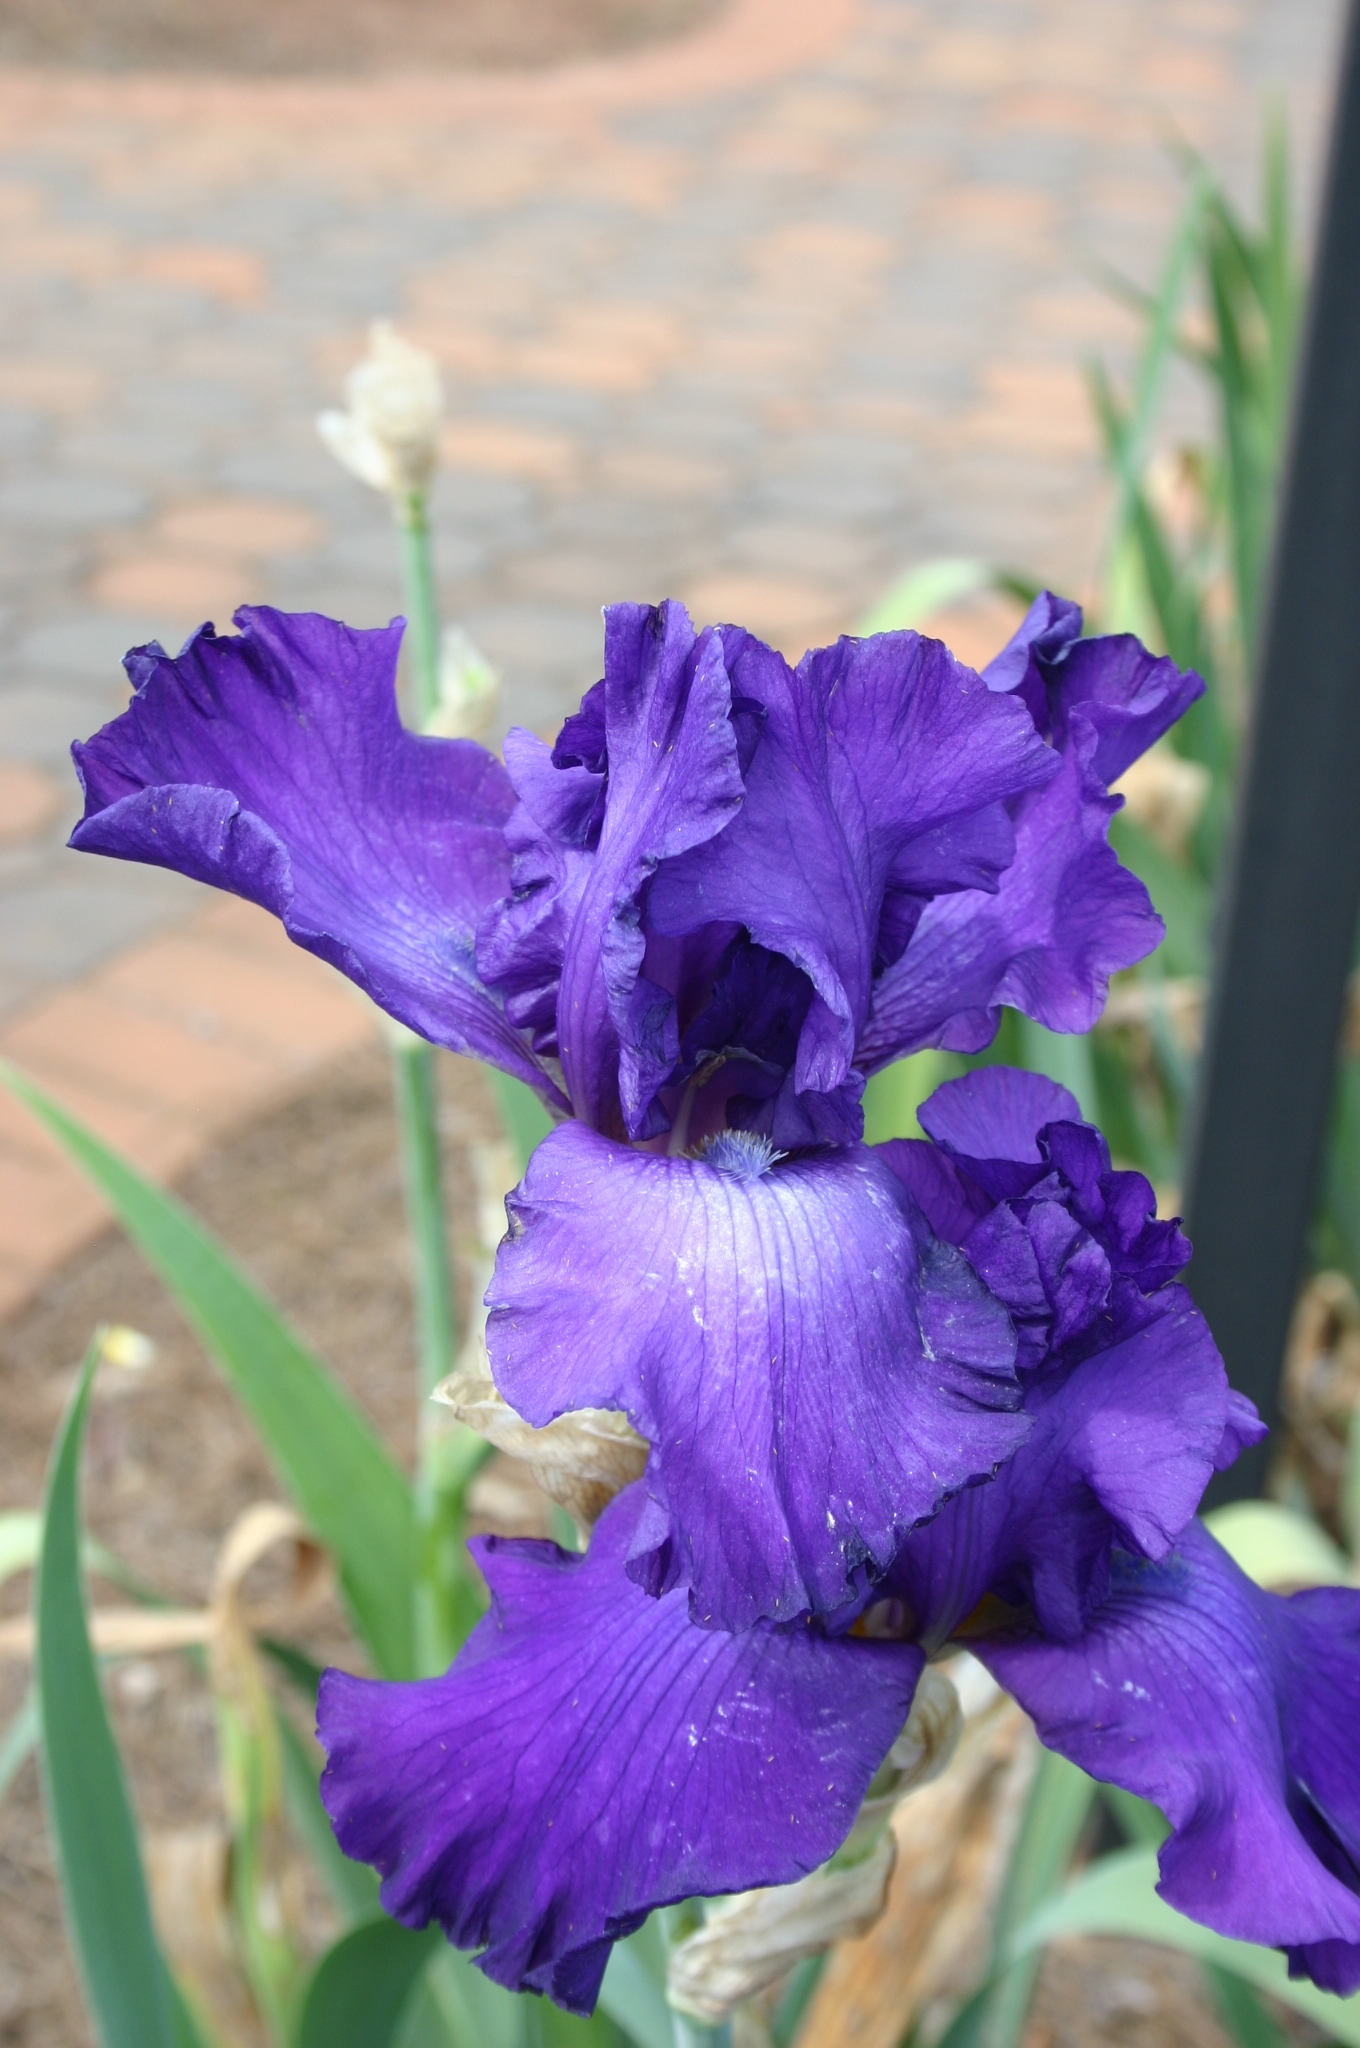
[434,1360,647,1531]
[317,321,444,507]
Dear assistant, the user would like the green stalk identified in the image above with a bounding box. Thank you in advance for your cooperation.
[1016,1016,1098,1123]
[660,1904,733,2048]
[390,1034,456,1408]
[396,491,442,724]
[668,2015,731,2048]
[390,488,464,1674]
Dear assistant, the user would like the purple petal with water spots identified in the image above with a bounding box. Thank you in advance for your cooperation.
[70,607,561,1101]
[318,1485,923,2013]
[980,1522,1360,1993]
[486,1120,1024,1631]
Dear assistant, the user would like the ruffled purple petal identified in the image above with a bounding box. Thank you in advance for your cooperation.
[474,729,597,1058]
[1036,1118,1190,1291]
[1215,1389,1270,1471]
[648,630,1054,1103]
[1028,630,1206,785]
[858,731,1164,1064]
[317,1485,923,2013]
[859,608,1202,1068]
[981,589,1083,716]
[886,1287,1234,1645]
[881,1137,991,1249]
[71,607,561,1101]
[882,1072,1190,1372]
[980,1522,1360,1992]
[486,1120,1025,1631]
[983,593,1204,783]
[483,603,746,1136]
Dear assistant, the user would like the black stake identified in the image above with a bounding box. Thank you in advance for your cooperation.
[1184,0,1360,1503]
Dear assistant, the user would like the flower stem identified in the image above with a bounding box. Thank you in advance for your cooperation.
[390,1034,457,1406]
[389,504,455,1403]
[396,490,442,726]
[390,1032,467,1676]
[390,492,465,1673]
[669,2016,732,2048]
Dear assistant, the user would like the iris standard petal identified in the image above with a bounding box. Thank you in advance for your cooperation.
[858,603,1201,1071]
[317,1486,923,2014]
[1031,631,1206,786]
[858,731,1163,1064]
[71,606,561,1100]
[486,1120,1024,1631]
[983,592,1204,783]
[980,1522,1360,1993]
[547,602,746,1135]
[475,730,597,1057]
[648,630,1054,1101]
[981,589,1083,717]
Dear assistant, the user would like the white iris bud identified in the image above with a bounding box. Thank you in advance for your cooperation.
[317,321,444,504]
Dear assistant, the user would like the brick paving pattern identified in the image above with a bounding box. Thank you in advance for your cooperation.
[0,0,1342,1313]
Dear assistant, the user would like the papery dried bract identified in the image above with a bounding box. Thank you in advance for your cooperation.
[666,1837,899,2025]
[837,1664,964,1861]
[435,1360,647,1529]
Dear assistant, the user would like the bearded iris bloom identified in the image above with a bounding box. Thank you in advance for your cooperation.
[66,591,1360,2010]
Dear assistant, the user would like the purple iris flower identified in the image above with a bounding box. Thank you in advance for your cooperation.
[316,1068,1360,2013]
[70,591,1196,1635]
[67,599,1360,2007]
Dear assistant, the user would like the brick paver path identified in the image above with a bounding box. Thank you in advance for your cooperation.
[0,0,1341,1313]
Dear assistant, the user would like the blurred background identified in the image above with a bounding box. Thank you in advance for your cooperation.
[0,0,1336,1048]
[0,2,1351,2045]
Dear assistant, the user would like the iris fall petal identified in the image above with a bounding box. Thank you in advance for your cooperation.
[486,1119,1025,1630]
[317,1486,922,2013]
[981,1521,1360,1994]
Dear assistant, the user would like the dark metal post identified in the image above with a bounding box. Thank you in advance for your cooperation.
[1184,0,1360,1503]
